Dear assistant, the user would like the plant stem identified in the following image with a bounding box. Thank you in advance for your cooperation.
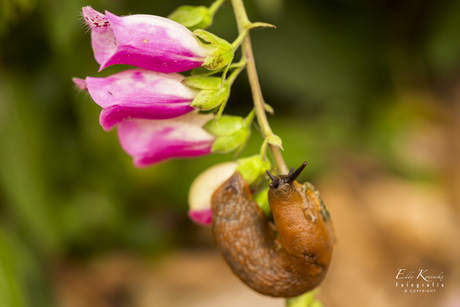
[209,0,226,17]
[230,0,288,174]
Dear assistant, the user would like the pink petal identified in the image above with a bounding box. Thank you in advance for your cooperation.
[117,113,215,167]
[82,7,119,67]
[188,209,212,226]
[72,77,87,90]
[85,69,198,131]
[82,6,215,72]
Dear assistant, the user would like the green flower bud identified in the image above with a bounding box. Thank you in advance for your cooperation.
[168,6,212,31]
[235,155,271,185]
[211,128,249,154]
[203,115,245,136]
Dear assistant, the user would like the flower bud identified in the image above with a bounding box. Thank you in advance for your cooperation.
[188,162,238,225]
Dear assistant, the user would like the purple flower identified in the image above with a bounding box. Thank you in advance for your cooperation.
[117,112,216,167]
[73,69,198,131]
[82,6,215,72]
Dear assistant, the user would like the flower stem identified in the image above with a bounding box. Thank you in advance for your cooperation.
[231,29,248,50]
[230,0,288,174]
[226,58,246,86]
[209,0,226,17]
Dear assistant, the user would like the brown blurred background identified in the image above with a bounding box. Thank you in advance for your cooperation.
[1,0,460,306]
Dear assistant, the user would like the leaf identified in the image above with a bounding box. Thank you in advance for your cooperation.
[168,6,212,31]
[266,134,284,150]
[211,129,249,154]
[204,115,245,136]
[182,76,221,89]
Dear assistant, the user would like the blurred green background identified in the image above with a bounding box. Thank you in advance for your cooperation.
[1,0,460,306]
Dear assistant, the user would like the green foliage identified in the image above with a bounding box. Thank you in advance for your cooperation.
[236,155,270,185]
[286,289,322,307]
[168,5,212,31]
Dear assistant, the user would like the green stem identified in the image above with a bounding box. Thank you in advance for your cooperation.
[226,58,246,86]
[209,0,226,17]
[231,29,249,50]
[231,0,288,174]
[260,139,268,161]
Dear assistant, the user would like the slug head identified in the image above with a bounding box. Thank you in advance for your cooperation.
[266,162,308,189]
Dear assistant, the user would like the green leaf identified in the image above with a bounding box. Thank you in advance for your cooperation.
[236,155,271,185]
[204,115,245,136]
[286,289,323,307]
[191,84,230,110]
[211,129,249,154]
[182,76,221,89]
[247,22,277,30]
[264,103,274,114]
[168,6,212,31]
[266,134,284,150]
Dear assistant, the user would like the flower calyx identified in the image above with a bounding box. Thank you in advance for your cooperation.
[203,115,251,155]
[183,76,230,111]
[193,29,234,71]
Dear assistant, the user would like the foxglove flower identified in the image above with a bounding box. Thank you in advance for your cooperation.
[73,69,198,131]
[82,6,215,72]
[117,112,216,167]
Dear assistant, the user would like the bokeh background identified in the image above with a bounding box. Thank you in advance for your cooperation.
[1,0,460,306]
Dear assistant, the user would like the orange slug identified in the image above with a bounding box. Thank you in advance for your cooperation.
[211,162,334,297]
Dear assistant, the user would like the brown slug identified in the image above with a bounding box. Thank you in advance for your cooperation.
[211,162,334,297]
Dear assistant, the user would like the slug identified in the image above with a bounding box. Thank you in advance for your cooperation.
[211,162,334,297]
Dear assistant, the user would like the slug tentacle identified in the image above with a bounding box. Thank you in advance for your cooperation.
[211,163,334,298]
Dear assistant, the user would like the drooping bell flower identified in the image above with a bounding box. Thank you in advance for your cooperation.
[73,69,198,131]
[82,6,215,72]
[117,112,216,167]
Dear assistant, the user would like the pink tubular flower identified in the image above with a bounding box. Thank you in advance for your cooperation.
[82,6,215,72]
[72,69,198,131]
[117,112,216,167]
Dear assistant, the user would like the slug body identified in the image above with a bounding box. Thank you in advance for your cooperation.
[211,162,334,297]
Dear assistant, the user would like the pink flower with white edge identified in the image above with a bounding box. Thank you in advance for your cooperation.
[73,69,198,131]
[188,162,238,226]
[82,6,215,72]
[117,112,216,167]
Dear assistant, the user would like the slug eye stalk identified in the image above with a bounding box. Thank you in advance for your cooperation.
[266,161,308,188]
